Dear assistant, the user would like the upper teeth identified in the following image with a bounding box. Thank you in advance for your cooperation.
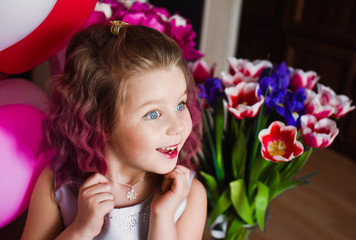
[161,146,177,151]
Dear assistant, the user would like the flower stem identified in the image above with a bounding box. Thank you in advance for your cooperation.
[201,107,223,184]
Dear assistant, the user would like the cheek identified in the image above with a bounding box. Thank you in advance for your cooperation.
[183,111,193,140]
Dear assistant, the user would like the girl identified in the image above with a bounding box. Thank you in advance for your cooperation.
[22,21,207,239]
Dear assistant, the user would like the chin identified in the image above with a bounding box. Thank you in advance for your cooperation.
[154,158,178,175]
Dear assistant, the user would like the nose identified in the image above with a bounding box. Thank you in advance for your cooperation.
[166,113,186,136]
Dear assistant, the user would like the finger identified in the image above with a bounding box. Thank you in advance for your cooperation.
[81,173,109,189]
[100,200,115,215]
[163,170,188,194]
[90,192,114,204]
[174,166,189,187]
[175,165,190,180]
[82,182,112,197]
[161,176,172,193]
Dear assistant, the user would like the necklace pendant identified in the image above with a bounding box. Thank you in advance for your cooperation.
[126,187,137,201]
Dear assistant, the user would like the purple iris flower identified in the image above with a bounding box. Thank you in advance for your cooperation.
[275,87,306,128]
[258,76,285,110]
[271,62,290,90]
[199,78,225,107]
[258,62,291,110]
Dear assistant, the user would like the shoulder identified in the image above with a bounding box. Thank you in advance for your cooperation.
[189,177,206,199]
[186,177,207,214]
[185,171,207,208]
[175,177,207,239]
[32,166,57,202]
[21,166,63,239]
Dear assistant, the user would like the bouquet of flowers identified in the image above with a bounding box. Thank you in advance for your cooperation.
[190,58,355,239]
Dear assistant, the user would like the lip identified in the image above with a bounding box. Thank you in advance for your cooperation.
[156,143,180,159]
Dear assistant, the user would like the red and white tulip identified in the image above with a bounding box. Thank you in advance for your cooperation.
[258,121,304,163]
[301,114,339,148]
[332,94,355,118]
[189,59,216,83]
[222,58,272,86]
[289,68,319,91]
[304,89,335,119]
[225,82,264,119]
[315,83,356,119]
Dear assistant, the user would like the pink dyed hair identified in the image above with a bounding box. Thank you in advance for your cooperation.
[41,24,202,190]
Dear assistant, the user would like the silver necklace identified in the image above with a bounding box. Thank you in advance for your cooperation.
[105,174,145,201]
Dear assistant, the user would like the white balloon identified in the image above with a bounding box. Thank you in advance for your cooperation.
[0,0,57,51]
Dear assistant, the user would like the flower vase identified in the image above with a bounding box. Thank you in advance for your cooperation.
[233,225,256,240]
[209,215,257,240]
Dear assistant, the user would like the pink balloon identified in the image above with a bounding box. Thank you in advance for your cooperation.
[0,78,48,112]
[0,104,49,227]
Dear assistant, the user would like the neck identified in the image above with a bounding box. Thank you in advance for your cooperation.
[105,147,147,185]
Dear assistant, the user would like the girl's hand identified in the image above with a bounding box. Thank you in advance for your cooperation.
[151,165,191,218]
[71,173,114,238]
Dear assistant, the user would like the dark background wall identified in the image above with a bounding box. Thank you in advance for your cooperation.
[150,0,204,47]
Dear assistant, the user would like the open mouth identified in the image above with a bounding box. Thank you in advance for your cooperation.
[156,145,179,158]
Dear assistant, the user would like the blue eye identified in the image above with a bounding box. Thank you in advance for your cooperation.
[145,110,160,120]
[176,102,186,111]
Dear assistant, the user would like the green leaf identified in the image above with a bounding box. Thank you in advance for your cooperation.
[249,104,268,169]
[200,171,219,202]
[268,170,281,189]
[201,107,222,183]
[255,182,269,231]
[250,156,274,183]
[215,99,225,182]
[229,179,254,225]
[226,216,244,240]
[270,179,309,200]
[281,147,314,180]
[207,187,231,226]
[232,131,247,179]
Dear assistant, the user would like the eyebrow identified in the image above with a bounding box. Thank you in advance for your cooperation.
[137,89,188,110]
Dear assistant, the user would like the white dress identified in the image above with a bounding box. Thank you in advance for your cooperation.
[55,171,194,239]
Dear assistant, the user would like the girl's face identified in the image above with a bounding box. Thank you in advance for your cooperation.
[107,67,193,174]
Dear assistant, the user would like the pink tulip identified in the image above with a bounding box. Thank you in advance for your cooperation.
[301,114,339,148]
[189,59,216,83]
[258,121,304,163]
[225,82,264,119]
[289,68,319,91]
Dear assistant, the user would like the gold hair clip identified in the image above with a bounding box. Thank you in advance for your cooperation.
[110,20,129,36]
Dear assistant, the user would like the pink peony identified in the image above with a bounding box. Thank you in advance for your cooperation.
[89,1,203,61]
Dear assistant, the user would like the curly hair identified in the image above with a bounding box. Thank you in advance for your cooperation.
[41,24,202,190]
